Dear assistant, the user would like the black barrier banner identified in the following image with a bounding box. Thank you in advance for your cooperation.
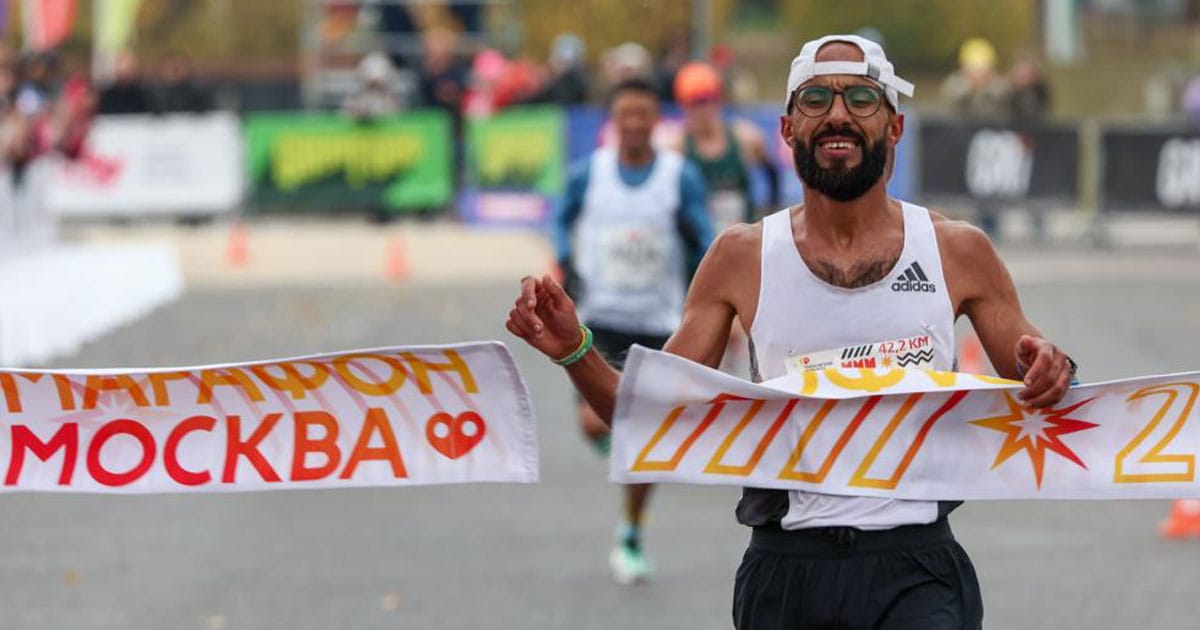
[1102,128,1200,212]
[918,119,1079,204]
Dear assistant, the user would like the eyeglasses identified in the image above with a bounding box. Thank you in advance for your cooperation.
[790,85,885,118]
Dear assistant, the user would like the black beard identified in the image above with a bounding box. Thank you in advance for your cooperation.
[793,130,888,202]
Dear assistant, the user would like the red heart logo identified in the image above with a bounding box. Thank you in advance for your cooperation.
[426,411,487,460]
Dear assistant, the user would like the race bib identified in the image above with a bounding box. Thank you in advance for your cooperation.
[786,334,936,374]
[597,225,670,290]
[709,190,748,232]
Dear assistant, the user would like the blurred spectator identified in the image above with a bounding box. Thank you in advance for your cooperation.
[2,50,94,250]
[854,26,885,46]
[534,32,589,105]
[940,38,1009,119]
[462,48,508,117]
[448,4,484,33]
[0,65,13,113]
[494,55,545,107]
[600,42,652,97]
[97,50,152,115]
[709,43,757,104]
[1181,74,1200,127]
[342,52,401,121]
[941,38,1009,241]
[1,43,16,111]
[15,53,56,117]
[154,53,213,114]
[1145,62,1190,120]
[1008,53,1051,123]
[377,3,417,70]
[462,48,544,116]
[654,27,691,104]
[30,71,95,161]
[417,27,468,113]
[1,57,30,167]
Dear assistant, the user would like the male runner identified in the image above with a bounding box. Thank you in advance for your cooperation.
[553,76,713,584]
[513,35,1076,627]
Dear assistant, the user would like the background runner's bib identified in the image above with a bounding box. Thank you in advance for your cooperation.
[575,148,686,336]
[709,190,749,233]
[596,224,671,291]
[686,127,753,230]
[744,202,957,531]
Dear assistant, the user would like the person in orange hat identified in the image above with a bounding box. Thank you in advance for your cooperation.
[670,61,780,233]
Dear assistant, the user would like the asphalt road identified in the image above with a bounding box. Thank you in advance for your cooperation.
[6,240,1200,629]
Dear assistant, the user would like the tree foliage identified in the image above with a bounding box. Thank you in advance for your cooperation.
[774,0,1036,69]
[517,0,1034,70]
[131,0,300,65]
[516,0,693,60]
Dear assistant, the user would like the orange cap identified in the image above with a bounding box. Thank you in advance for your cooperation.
[674,61,723,104]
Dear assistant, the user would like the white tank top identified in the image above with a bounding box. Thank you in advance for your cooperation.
[574,148,687,336]
[747,202,956,531]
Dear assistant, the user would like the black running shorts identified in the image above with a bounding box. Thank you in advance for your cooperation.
[733,518,983,629]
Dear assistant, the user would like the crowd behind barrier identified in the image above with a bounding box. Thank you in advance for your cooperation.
[17,106,1197,230]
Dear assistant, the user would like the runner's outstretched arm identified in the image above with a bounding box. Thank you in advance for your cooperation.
[942,221,1074,408]
[507,230,743,425]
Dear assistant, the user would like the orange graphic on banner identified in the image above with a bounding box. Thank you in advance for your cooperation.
[824,368,905,393]
[703,400,798,476]
[631,394,740,472]
[1114,382,1198,484]
[849,391,969,490]
[970,392,1098,488]
[778,397,879,483]
[426,411,487,460]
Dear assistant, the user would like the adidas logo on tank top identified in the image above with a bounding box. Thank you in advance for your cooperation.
[890,261,937,293]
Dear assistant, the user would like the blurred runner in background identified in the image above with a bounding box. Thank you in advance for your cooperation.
[553,77,712,584]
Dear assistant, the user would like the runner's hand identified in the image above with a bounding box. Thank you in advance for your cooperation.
[506,275,584,361]
[1015,335,1071,408]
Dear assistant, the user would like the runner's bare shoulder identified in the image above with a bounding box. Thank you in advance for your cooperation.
[928,210,999,265]
[697,221,763,295]
[712,220,763,262]
[927,209,1010,305]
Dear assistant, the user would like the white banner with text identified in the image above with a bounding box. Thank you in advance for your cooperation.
[612,346,1200,500]
[0,343,537,492]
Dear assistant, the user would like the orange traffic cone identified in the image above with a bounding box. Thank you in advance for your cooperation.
[226,219,249,268]
[385,233,410,282]
[959,334,986,374]
[1159,500,1200,539]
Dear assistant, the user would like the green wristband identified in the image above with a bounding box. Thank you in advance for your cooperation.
[553,325,593,367]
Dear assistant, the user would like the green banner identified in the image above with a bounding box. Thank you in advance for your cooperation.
[466,106,564,194]
[245,110,452,213]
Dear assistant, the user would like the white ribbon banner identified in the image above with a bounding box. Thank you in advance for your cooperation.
[612,346,1200,500]
[0,343,537,493]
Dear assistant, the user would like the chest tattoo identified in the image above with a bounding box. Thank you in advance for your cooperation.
[810,257,898,289]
